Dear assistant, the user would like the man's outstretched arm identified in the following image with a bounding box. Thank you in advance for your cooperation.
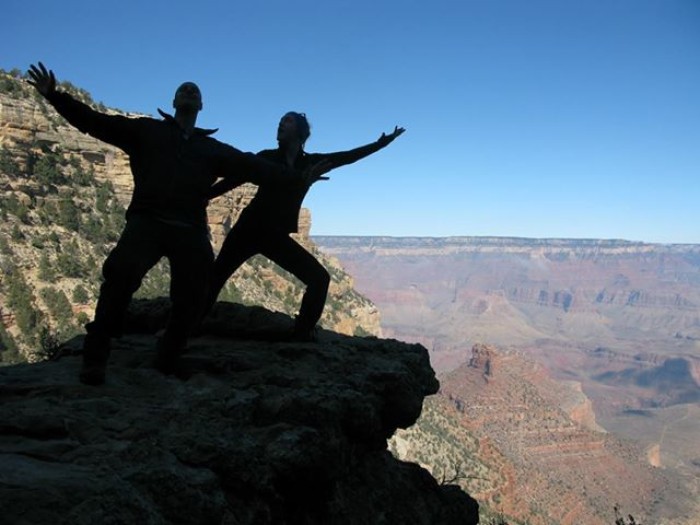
[27,62,136,151]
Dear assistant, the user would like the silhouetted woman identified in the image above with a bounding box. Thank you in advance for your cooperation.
[207,112,404,340]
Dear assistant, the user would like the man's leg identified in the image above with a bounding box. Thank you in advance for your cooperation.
[155,227,214,374]
[81,216,163,384]
[261,235,330,340]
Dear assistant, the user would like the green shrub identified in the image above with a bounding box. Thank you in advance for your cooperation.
[11,224,23,241]
[55,240,84,278]
[76,312,90,326]
[40,287,73,324]
[0,235,12,255]
[57,197,81,231]
[95,183,113,213]
[70,157,96,186]
[72,284,90,304]
[33,153,66,186]
[0,146,20,175]
[3,194,31,223]
[38,253,56,281]
[0,321,20,362]
[36,326,62,361]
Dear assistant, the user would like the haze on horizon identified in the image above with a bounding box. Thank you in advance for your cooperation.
[6,0,699,244]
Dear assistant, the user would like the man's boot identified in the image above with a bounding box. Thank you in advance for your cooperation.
[79,332,111,385]
[291,320,318,342]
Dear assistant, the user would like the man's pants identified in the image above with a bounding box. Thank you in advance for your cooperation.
[84,214,214,358]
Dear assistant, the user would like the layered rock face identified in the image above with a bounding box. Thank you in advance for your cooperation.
[0,92,133,205]
[314,235,700,375]
[0,300,478,525]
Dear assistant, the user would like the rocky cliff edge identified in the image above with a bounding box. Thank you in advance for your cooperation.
[0,299,478,525]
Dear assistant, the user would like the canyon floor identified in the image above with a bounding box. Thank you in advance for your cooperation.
[316,236,700,524]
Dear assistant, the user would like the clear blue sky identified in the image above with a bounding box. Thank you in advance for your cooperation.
[6,0,700,243]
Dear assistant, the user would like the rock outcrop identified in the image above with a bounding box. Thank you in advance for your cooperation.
[467,343,496,379]
[0,299,479,524]
[393,343,677,525]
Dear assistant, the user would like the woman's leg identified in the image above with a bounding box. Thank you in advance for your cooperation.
[261,235,330,338]
[204,225,259,317]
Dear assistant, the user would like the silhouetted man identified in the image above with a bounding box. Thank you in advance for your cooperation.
[27,62,327,385]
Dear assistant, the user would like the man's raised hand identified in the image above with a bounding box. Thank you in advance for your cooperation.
[27,62,57,97]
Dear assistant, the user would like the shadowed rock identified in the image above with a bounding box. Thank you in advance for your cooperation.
[0,299,479,524]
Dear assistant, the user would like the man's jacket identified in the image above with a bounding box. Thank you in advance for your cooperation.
[46,91,285,231]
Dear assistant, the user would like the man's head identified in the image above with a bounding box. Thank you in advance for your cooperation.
[277,112,310,147]
[173,82,203,112]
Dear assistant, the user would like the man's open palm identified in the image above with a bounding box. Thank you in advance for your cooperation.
[27,62,56,97]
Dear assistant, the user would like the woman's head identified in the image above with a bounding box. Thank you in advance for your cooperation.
[277,111,311,147]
